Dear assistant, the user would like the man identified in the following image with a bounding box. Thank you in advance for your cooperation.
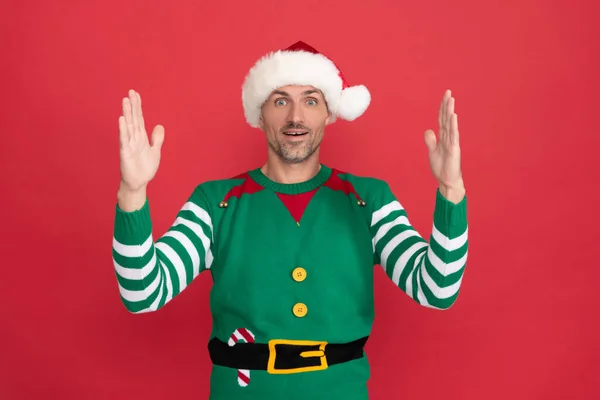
[112,41,468,400]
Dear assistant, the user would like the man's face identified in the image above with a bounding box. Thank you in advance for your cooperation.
[259,85,331,164]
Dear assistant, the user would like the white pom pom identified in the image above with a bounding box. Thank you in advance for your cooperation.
[337,85,371,121]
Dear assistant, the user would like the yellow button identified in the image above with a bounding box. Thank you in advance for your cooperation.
[293,303,307,317]
[292,267,307,282]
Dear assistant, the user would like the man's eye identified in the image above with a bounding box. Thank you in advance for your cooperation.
[276,99,287,106]
[307,99,317,106]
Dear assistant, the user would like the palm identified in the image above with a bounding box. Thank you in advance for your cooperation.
[119,90,165,191]
[425,90,462,188]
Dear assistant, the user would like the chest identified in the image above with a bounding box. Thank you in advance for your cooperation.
[211,189,374,285]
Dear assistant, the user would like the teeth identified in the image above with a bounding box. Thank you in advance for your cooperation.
[284,132,307,136]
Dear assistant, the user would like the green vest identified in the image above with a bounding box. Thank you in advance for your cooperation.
[112,164,469,399]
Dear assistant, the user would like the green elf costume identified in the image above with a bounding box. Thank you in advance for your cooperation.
[112,41,469,400]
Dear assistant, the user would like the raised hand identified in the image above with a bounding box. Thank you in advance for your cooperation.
[424,90,465,203]
[119,89,165,193]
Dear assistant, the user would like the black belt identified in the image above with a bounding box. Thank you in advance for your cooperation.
[208,336,369,374]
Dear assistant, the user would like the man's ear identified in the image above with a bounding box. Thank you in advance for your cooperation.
[325,111,332,125]
[259,115,265,131]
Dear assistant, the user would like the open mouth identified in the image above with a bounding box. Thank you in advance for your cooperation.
[283,131,308,136]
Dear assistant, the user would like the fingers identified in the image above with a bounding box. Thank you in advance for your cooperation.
[118,115,128,148]
[438,90,448,129]
[129,89,141,136]
[122,96,134,139]
[451,113,459,146]
[137,91,145,131]
[439,90,451,146]
[439,90,450,131]
[445,96,455,143]
[424,129,437,153]
[151,124,165,151]
[446,96,455,128]
[121,89,148,143]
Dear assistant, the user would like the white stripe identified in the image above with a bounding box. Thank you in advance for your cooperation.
[416,269,443,309]
[427,247,468,276]
[181,202,213,240]
[147,274,165,310]
[238,371,250,386]
[416,269,441,309]
[416,268,429,306]
[235,331,245,342]
[135,273,165,313]
[391,241,429,285]
[163,229,200,278]
[113,250,157,280]
[229,330,246,346]
[112,234,153,258]
[155,241,187,292]
[405,252,425,299]
[371,200,403,227]
[159,259,174,302]
[421,261,463,299]
[206,249,214,269]
[432,224,468,251]
[373,215,410,248]
[118,263,162,303]
[380,230,423,273]
[173,216,213,271]
[406,269,414,298]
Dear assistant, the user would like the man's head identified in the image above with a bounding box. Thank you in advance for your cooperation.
[242,41,371,130]
[259,85,331,164]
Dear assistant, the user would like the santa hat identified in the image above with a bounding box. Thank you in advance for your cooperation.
[242,41,371,128]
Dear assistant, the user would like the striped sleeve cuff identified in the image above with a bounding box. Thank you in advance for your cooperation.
[433,189,467,238]
[114,198,152,245]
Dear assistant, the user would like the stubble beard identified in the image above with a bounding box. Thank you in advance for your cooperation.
[271,133,321,164]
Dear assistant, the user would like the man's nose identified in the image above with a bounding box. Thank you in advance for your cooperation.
[287,101,304,123]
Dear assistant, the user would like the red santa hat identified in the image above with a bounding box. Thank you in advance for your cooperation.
[242,41,371,128]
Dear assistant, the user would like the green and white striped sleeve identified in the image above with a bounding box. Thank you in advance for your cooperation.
[111,187,214,313]
[371,184,468,309]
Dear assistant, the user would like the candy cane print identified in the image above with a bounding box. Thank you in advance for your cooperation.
[228,328,255,387]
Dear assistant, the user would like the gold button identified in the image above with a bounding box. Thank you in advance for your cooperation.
[292,267,307,282]
[293,303,307,317]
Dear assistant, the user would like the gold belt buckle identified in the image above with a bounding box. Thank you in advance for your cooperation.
[267,339,328,374]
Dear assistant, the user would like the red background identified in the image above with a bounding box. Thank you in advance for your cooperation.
[1,0,599,399]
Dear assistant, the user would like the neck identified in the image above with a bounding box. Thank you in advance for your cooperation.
[261,153,321,184]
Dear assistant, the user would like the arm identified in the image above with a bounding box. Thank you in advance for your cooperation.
[111,186,214,313]
[371,184,468,309]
